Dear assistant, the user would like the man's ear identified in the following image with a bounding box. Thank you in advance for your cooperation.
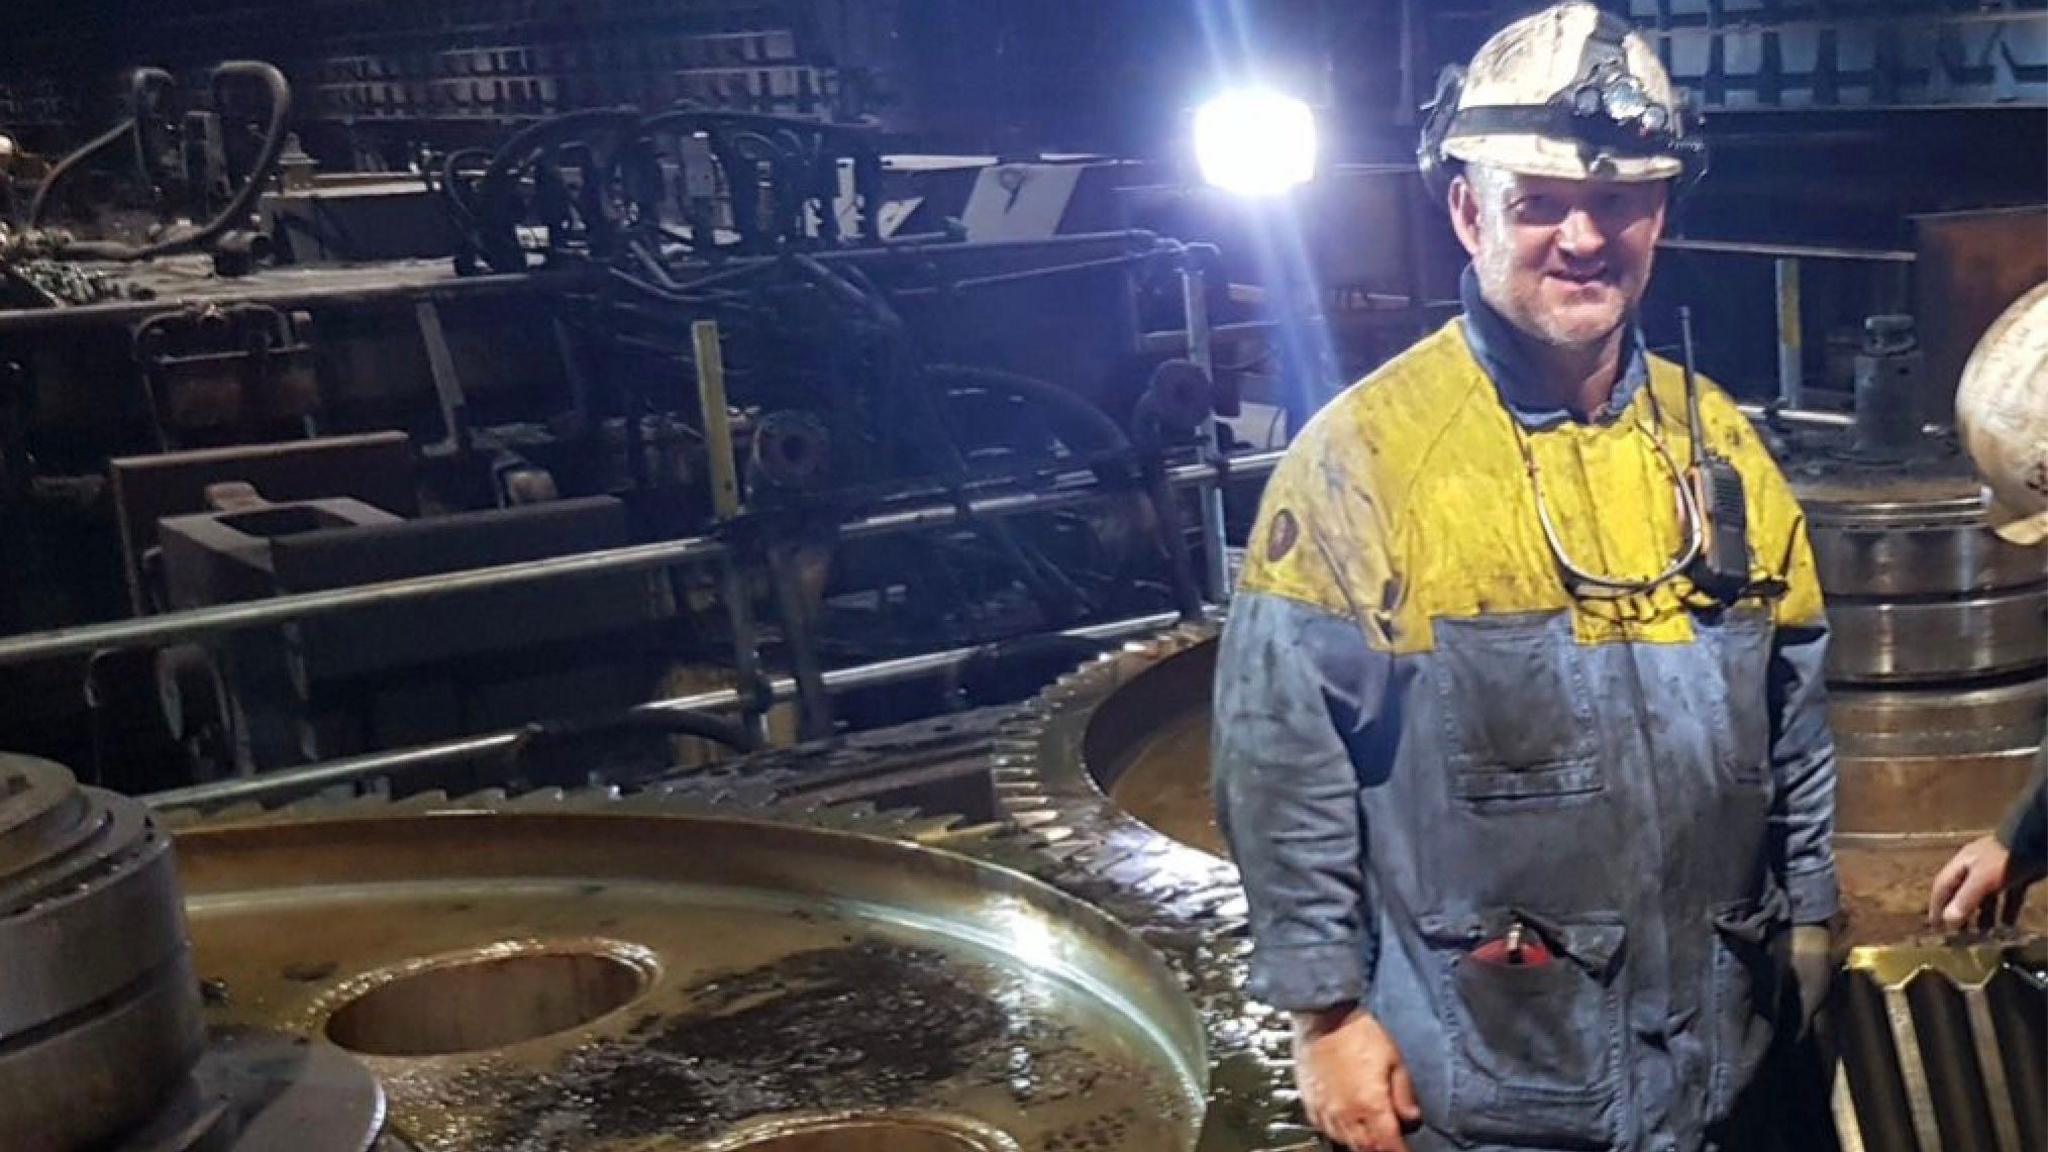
[1448,172,1483,258]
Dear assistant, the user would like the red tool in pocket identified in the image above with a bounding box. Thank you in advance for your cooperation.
[1469,920,1556,967]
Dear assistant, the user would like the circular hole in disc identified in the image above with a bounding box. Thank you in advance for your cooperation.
[326,948,648,1056]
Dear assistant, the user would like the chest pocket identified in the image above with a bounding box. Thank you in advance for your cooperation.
[1696,608,1774,784]
[1432,614,1602,803]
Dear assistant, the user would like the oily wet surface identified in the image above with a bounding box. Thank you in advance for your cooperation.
[1104,711,1227,860]
[186,883,1202,1152]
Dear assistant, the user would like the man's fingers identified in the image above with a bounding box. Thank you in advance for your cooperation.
[1930,854,1971,924]
[1391,1065,1422,1123]
[1943,869,1998,931]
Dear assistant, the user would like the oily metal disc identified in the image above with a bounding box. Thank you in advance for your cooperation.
[174,809,1208,1152]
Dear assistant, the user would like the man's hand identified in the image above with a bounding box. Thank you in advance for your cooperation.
[1291,1004,1421,1152]
[1789,925,1831,1037]
[1929,834,2037,931]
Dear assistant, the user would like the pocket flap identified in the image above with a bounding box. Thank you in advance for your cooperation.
[1425,909,1627,978]
[1529,914,1625,979]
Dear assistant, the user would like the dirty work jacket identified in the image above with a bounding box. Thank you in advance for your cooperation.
[1213,313,1839,1152]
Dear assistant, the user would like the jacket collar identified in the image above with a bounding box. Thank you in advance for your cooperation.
[1458,263,1649,430]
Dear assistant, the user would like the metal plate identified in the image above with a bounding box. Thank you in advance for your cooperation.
[112,1028,388,1152]
[175,810,1209,1152]
[1824,587,2048,684]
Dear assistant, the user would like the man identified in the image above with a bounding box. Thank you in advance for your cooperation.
[1928,283,2048,934]
[1212,6,1838,1151]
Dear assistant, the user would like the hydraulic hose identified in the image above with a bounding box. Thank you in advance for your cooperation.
[62,61,293,261]
[27,118,137,230]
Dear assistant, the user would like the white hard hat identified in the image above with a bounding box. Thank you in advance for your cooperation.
[1425,2,1699,186]
[1956,281,2048,546]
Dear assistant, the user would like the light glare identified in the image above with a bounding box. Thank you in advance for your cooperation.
[1194,89,1318,197]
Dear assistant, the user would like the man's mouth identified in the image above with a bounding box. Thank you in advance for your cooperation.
[1548,268,1611,287]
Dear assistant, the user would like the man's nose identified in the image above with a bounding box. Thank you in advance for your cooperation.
[1556,207,1608,259]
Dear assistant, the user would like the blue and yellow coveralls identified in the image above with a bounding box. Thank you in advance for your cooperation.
[1213,273,1839,1152]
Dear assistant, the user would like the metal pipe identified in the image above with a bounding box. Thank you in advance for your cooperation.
[0,452,1283,670]
[0,535,727,669]
[144,609,1186,811]
[1658,237,1916,263]
[1776,257,1804,408]
[1183,262,1233,602]
[692,317,774,743]
[1737,402,1856,429]
[692,321,741,520]
[0,233,1172,340]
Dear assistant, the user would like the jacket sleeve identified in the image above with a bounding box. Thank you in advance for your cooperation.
[1766,518,1841,926]
[1214,591,1389,1011]
[1995,756,2048,872]
[1212,436,1397,1013]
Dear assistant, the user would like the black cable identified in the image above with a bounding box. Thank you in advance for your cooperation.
[924,364,1130,455]
[126,67,176,197]
[27,117,137,229]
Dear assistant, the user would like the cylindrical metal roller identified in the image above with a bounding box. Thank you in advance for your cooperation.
[1831,678,2046,760]
[0,950,207,1150]
[1798,466,2047,685]
[1824,588,2047,684]
[1835,747,2043,838]
[0,810,188,1040]
[1808,512,2044,599]
[0,754,207,1152]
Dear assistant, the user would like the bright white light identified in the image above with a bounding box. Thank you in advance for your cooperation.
[1194,89,1318,197]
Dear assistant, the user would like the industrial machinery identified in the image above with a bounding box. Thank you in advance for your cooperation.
[0,2,2042,1149]
[0,57,1273,798]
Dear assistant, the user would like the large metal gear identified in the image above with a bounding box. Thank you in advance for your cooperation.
[156,758,1288,1152]
[985,626,1308,1151]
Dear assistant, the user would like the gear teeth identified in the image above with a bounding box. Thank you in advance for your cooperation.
[987,622,1302,1145]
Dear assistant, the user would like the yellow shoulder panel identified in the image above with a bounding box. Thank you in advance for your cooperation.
[1237,323,1482,648]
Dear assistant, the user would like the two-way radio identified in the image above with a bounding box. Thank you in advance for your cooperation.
[1679,307,1753,601]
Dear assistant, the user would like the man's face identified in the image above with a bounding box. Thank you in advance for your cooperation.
[1449,168,1669,349]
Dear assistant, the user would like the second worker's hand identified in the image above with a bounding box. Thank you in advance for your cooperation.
[1292,1004,1422,1152]
[1930,834,2017,932]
